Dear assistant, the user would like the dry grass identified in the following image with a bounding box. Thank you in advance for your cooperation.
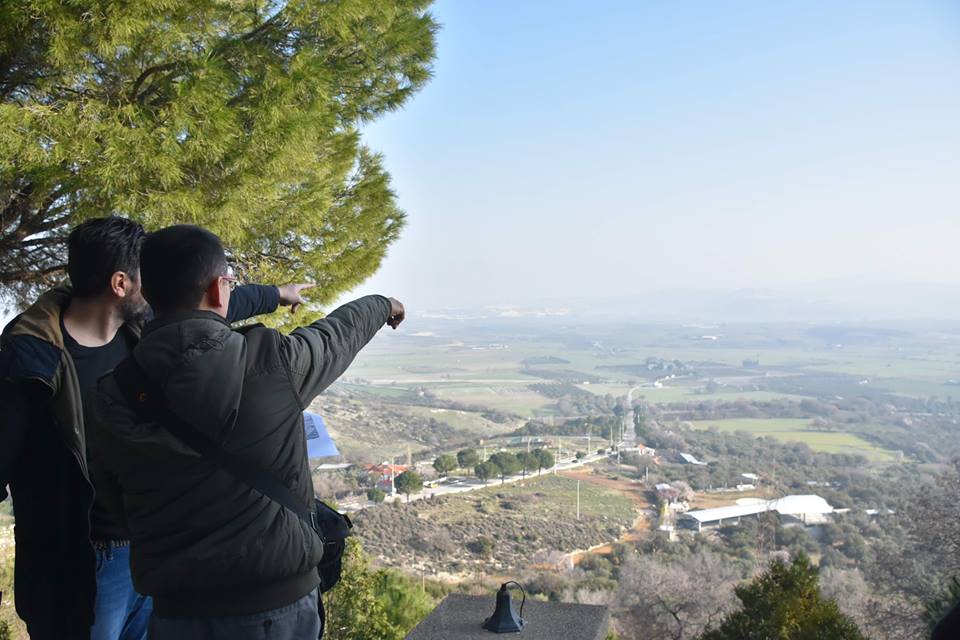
[0,526,28,640]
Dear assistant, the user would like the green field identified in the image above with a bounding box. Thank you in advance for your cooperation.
[342,344,810,417]
[687,418,898,461]
[324,324,959,466]
[333,382,413,398]
[411,474,635,527]
[489,473,636,520]
[584,383,805,404]
[430,383,555,416]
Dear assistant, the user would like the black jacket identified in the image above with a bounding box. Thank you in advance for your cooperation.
[0,284,280,637]
[90,295,391,616]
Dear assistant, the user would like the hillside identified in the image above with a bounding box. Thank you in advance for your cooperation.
[354,475,636,576]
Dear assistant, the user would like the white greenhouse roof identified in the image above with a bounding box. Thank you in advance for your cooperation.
[682,495,834,523]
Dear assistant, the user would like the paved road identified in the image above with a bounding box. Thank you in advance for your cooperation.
[620,385,642,447]
[340,452,609,512]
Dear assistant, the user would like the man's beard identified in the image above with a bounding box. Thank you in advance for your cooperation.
[120,296,150,324]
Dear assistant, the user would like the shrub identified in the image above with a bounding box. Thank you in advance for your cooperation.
[469,536,496,557]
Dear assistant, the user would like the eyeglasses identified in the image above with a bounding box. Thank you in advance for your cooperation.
[221,266,239,292]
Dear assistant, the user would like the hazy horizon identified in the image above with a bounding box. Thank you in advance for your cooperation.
[338,0,960,314]
[397,278,960,325]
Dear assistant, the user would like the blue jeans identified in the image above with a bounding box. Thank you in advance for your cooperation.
[92,543,153,640]
[148,590,322,640]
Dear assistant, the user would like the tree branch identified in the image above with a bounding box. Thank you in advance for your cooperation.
[128,12,289,104]
[128,61,180,102]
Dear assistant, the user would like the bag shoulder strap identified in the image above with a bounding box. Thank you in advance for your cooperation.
[113,355,317,530]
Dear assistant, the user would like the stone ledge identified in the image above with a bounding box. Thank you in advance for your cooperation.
[405,593,609,640]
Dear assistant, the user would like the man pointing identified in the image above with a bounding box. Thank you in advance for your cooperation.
[90,224,403,639]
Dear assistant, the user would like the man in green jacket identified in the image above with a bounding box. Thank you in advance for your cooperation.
[91,224,404,639]
[0,216,312,640]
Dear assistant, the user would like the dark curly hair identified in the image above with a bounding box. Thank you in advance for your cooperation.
[67,216,147,298]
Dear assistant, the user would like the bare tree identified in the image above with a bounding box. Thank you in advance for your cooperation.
[905,460,960,579]
[820,567,872,631]
[671,480,695,502]
[313,473,351,499]
[820,568,920,640]
[613,550,738,640]
[861,459,960,639]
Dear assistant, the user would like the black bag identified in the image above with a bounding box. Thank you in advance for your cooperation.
[113,356,352,594]
[313,499,352,592]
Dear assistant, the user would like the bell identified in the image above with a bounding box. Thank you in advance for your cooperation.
[483,583,525,633]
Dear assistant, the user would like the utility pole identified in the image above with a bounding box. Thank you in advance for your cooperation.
[390,460,396,496]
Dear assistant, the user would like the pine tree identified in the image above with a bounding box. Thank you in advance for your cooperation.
[488,452,520,484]
[700,553,865,640]
[517,451,537,478]
[533,448,555,474]
[457,448,480,471]
[474,461,495,485]
[432,454,457,477]
[394,470,422,502]
[374,571,440,634]
[324,539,404,640]
[0,1,437,308]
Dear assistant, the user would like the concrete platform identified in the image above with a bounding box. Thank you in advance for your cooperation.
[405,593,609,640]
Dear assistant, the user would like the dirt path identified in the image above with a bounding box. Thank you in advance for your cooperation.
[558,470,653,563]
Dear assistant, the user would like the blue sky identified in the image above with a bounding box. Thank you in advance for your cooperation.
[345,0,960,309]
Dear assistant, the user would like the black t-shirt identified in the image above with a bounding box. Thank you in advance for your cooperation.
[62,318,135,541]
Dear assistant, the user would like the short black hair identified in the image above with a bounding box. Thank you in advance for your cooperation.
[140,225,229,312]
[67,216,147,298]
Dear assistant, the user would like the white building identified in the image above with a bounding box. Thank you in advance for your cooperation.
[680,495,835,532]
[679,452,707,466]
[621,444,656,456]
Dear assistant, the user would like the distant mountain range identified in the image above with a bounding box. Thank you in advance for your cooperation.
[418,279,960,324]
